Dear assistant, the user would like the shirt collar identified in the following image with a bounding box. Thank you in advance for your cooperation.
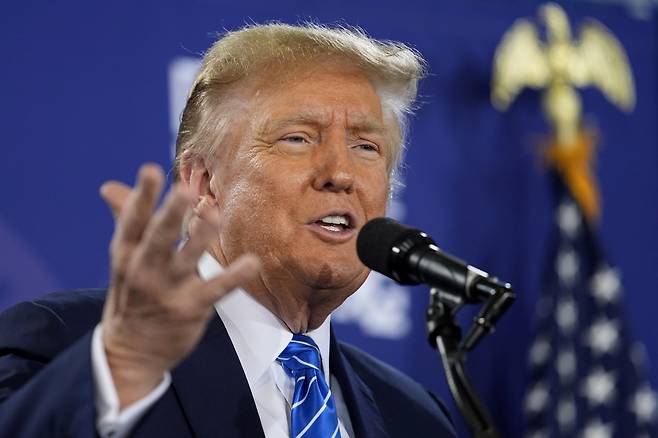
[198,252,332,388]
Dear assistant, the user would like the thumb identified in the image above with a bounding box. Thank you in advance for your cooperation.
[100,181,132,219]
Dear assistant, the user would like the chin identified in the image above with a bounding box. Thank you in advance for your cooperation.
[298,258,367,293]
[281,239,366,289]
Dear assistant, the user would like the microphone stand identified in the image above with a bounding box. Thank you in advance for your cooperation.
[426,281,515,438]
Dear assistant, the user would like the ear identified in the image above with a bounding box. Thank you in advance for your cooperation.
[179,152,221,239]
[179,151,214,201]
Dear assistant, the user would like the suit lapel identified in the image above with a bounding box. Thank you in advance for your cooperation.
[330,329,389,438]
[168,313,388,438]
[171,313,265,438]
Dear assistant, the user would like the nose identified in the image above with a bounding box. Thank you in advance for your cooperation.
[311,135,355,194]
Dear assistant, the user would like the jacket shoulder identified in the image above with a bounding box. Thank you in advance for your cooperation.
[0,289,107,359]
[0,289,106,405]
[339,342,455,436]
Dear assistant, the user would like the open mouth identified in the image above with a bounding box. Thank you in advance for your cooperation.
[314,214,352,232]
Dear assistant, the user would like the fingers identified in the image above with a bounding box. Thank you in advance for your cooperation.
[108,164,165,245]
[198,254,261,305]
[175,208,220,276]
[187,196,217,238]
[104,165,165,310]
[137,183,194,266]
[100,182,132,219]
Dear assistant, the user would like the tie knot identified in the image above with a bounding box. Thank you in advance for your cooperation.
[276,334,322,376]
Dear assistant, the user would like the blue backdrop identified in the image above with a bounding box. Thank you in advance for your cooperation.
[2,1,657,436]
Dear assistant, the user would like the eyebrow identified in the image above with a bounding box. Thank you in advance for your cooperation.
[258,113,327,135]
[257,111,388,137]
[349,117,388,136]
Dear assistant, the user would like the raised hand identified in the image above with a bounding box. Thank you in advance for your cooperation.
[99,164,261,407]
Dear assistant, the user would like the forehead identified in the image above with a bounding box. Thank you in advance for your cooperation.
[246,61,386,129]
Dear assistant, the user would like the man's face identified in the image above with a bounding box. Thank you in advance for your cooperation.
[209,61,391,303]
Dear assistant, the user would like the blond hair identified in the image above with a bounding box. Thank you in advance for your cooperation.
[175,23,426,188]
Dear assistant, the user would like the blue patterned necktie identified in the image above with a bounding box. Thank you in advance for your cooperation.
[276,334,341,438]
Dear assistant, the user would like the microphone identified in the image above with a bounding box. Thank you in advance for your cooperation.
[358,217,515,432]
[357,217,508,303]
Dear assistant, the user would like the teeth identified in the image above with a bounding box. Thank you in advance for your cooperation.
[320,224,342,232]
[320,215,349,226]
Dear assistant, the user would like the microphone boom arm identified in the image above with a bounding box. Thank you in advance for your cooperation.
[426,280,515,438]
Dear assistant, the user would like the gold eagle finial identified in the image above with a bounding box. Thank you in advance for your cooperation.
[491,2,635,147]
[491,3,636,223]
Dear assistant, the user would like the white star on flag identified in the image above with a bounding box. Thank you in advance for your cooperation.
[584,318,619,356]
[630,385,657,424]
[556,249,579,286]
[525,382,550,413]
[557,201,581,237]
[556,348,576,382]
[590,267,621,305]
[582,418,613,438]
[581,368,616,406]
[556,397,576,431]
[529,336,551,366]
[556,298,578,334]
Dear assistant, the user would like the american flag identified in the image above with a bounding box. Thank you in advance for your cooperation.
[524,176,657,438]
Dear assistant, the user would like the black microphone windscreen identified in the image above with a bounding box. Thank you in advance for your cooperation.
[357,217,415,276]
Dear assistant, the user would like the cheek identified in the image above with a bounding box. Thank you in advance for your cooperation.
[217,166,303,257]
[361,171,390,217]
[215,174,268,254]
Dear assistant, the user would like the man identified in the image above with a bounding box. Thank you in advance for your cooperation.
[0,23,455,437]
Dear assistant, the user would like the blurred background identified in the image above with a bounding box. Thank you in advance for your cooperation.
[2,0,657,436]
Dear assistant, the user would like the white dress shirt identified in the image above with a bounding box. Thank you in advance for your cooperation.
[92,252,354,438]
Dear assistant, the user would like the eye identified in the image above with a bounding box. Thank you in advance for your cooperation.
[357,143,379,152]
[281,135,310,144]
[353,141,380,154]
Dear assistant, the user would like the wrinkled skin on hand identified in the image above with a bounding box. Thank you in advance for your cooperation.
[99,164,261,407]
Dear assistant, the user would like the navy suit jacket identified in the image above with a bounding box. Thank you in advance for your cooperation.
[0,289,456,437]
